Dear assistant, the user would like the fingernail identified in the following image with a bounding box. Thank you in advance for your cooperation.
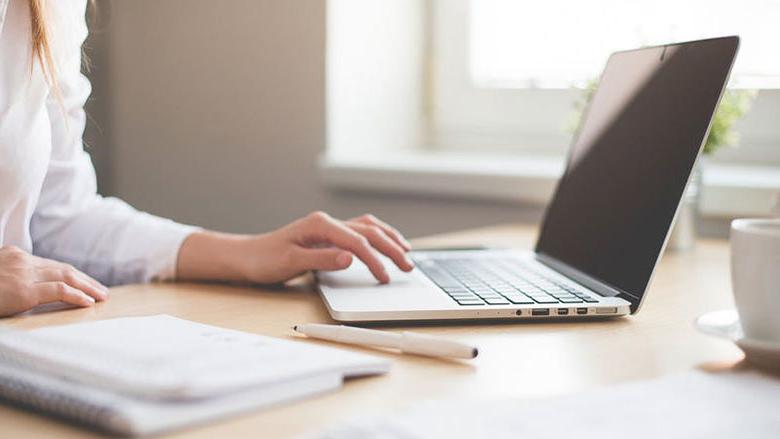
[404,255,415,268]
[336,252,352,267]
[86,296,96,304]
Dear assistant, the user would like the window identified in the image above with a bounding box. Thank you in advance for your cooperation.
[471,0,780,89]
[322,0,780,217]
[431,0,780,162]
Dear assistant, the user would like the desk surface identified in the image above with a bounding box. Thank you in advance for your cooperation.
[0,224,742,438]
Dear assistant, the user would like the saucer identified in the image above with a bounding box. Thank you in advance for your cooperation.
[696,309,780,372]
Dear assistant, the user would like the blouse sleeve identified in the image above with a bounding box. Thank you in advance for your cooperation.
[30,0,199,286]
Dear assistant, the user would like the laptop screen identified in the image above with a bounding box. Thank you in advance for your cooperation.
[535,37,738,310]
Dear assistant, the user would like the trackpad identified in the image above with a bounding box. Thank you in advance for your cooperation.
[317,258,421,289]
[317,258,455,315]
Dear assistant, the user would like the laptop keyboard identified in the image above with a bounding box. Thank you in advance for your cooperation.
[415,257,600,306]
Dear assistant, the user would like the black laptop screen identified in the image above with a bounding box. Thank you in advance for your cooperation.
[535,37,738,307]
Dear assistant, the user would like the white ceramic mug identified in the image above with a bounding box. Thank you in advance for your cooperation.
[730,218,780,342]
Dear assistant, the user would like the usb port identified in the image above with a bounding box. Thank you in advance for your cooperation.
[557,308,569,315]
[596,307,618,314]
[531,309,550,316]
[576,307,588,315]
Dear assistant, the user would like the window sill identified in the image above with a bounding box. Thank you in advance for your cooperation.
[319,151,780,217]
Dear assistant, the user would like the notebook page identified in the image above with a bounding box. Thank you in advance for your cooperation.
[0,315,389,400]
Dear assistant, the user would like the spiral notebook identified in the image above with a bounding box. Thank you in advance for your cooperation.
[0,315,390,436]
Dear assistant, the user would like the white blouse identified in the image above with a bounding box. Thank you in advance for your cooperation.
[0,0,197,285]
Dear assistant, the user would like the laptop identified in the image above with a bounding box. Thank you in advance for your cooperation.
[317,36,740,322]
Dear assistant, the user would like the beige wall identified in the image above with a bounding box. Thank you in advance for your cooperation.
[88,0,538,238]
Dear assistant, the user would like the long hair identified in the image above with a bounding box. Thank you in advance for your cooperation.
[28,0,98,90]
[28,0,57,86]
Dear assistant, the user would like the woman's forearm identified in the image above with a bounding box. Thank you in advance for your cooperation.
[176,231,255,282]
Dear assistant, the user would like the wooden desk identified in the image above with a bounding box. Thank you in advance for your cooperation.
[0,224,743,438]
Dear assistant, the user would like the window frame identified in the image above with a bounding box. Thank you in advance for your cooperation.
[429,0,780,165]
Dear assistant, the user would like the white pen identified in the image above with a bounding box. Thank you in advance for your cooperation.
[292,324,478,359]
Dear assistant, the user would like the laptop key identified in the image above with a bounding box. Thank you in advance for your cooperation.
[484,298,510,305]
[456,299,485,306]
[448,289,473,294]
[505,296,534,304]
[472,292,496,298]
[477,292,503,298]
[558,298,584,303]
[550,294,578,300]
[503,292,529,299]
[450,291,478,296]
[520,289,544,295]
[451,294,479,300]
[431,277,462,288]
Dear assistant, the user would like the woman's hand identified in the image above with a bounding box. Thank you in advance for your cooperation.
[176,212,414,284]
[0,246,109,317]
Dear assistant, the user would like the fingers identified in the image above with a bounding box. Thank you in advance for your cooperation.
[293,247,354,271]
[347,223,414,272]
[302,212,390,283]
[38,266,109,302]
[350,214,412,251]
[31,282,96,308]
[64,266,109,301]
[0,247,106,316]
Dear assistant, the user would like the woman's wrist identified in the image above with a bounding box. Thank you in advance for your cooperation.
[176,230,257,282]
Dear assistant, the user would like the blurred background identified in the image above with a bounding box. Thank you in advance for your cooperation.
[83,0,780,239]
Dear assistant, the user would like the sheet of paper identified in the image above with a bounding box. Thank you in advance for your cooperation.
[310,370,780,439]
